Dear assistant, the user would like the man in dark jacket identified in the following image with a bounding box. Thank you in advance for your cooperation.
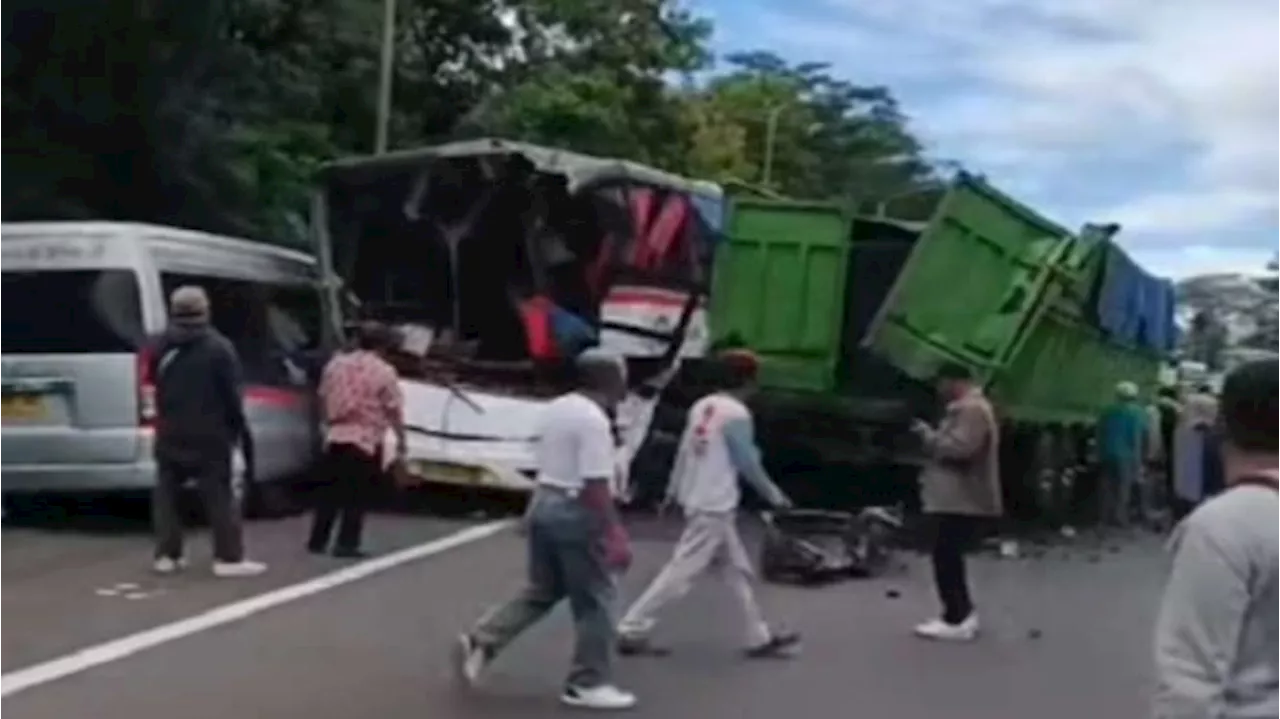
[150,286,266,577]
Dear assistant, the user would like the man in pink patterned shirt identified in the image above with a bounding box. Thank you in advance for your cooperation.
[307,323,406,558]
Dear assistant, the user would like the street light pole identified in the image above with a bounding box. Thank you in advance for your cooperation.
[761,104,787,188]
[373,0,398,155]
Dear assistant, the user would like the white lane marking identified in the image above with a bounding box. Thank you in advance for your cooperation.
[2,520,513,698]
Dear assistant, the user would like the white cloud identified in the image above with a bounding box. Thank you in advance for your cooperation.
[1108,190,1277,238]
[740,0,1279,276]
[1138,243,1277,279]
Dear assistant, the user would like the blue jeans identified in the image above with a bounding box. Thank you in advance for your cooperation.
[472,488,615,688]
[1100,457,1144,527]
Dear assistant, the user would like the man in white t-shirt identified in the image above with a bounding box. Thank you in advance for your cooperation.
[616,349,800,658]
[453,349,637,711]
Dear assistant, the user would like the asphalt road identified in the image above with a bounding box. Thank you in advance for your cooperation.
[1,496,491,671]
[2,508,1167,719]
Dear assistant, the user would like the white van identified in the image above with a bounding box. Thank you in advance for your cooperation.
[1,222,325,514]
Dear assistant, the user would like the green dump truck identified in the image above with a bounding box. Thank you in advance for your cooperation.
[635,173,1178,519]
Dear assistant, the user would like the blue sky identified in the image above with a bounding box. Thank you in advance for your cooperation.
[693,0,1278,278]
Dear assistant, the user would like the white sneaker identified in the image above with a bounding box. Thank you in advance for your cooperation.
[212,560,268,578]
[999,540,1020,559]
[560,684,638,710]
[152,556,187,574]
[452,634,492,687]
[914,614,980,642]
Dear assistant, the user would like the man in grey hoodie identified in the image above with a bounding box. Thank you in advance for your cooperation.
[1153,359,1277,719]
[149,286,266,578]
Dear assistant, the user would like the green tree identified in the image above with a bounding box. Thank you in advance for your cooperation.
[3,1,941,242]
[3,0,528,239]
[458,0,712,169]
[686,51,939,209]
[3,0,248,231]
[678,94,754,183]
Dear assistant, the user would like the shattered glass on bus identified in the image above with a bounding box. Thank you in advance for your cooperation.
[317,141,722,395]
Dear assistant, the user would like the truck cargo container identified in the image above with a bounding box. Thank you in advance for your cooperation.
[630,173,1176,519]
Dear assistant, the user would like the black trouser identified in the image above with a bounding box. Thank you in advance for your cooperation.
[930,513,983,625]
[307,443,379,553]
[154,450,243,563]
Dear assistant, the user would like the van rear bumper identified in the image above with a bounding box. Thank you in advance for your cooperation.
[0,461,158,493]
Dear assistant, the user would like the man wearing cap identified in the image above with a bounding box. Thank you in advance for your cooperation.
[453,349,638,711]
[149,286,266,577]
[1097,380,1150,528]
[615,349,801,659]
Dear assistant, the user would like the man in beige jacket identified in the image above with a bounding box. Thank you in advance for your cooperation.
[909,362,1002,642]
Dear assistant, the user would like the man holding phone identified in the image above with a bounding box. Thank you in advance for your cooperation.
[453,349,636,711]
[909,362,1002,642]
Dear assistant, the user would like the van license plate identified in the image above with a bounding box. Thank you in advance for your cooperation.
[412,461,484,487]
[1,395,48,420]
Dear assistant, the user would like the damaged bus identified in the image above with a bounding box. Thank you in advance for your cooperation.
[311,138,723,496]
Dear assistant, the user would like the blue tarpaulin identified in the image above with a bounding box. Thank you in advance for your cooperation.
[1094,246,1179,354]
[690,191,726,240]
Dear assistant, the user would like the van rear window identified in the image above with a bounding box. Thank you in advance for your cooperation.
[2,270,144,354]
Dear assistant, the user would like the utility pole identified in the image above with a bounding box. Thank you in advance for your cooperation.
[760,104,787,188]
[373,0,398,155]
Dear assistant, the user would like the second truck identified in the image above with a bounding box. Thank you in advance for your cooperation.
[632,172,1178,521]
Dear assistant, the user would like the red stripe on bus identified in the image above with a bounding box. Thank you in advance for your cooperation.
[605,289,702,308]
[245,386,307,408]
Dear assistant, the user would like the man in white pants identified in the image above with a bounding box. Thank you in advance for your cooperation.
[616,349,800,658]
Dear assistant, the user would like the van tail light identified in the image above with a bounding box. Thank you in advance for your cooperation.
[137,346,157,428]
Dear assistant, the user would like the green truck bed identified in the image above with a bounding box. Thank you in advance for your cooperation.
[988,226,1163,424]
[710,173,1164,427]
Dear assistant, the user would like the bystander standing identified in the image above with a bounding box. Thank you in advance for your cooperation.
[149,286,266,578]
[1097,381,1150,528]
[909,362,1002,642]
[1153,360,1277,719]
[308,322,405,558]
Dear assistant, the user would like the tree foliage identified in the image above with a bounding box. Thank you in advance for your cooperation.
[3,0,942,244]
[675,51,940,212]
